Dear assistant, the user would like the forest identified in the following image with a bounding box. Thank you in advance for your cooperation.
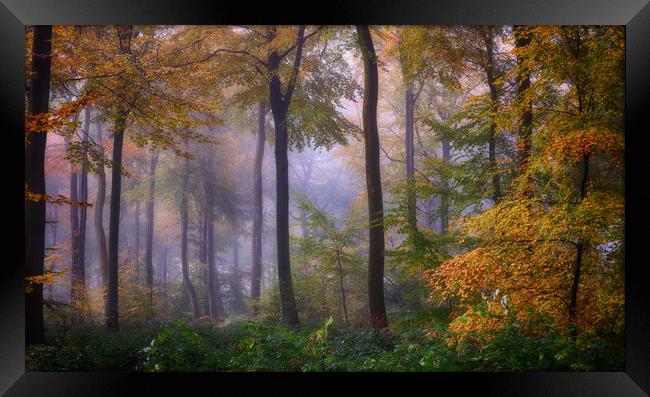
[24,25,625,372]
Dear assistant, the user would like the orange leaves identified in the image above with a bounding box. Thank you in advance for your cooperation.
[424,179,624,338]
[25,183,94,208]
[544,128,624,169]
[25,94,97,139]
[424,247,498,303]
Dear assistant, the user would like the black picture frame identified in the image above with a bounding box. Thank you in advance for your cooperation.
[2,0,649,395]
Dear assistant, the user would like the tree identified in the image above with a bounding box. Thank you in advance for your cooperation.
[67,129,82,324]
[93,119,109,308]
[204,154,225,319]
[267,26,309,327]
[200,26,357,326]
[424,26,624,341]
[25,25,53,346]
[60,25,223,330]
[230,228,246,314]
[105,25,134,331]
[144,150,159,289]
[513,25,533,177]
[480,26,504,204]
[250,100,266,306]
[77,106,90,308]
[180,153,201,319]
[356,25,388,329]
[294,195,365,326]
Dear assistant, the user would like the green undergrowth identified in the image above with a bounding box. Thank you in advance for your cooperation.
[27,308,623,372]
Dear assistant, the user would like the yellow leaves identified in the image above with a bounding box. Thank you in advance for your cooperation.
[25,271,66,293]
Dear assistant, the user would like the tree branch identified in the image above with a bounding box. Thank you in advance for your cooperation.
[283,26,307,105]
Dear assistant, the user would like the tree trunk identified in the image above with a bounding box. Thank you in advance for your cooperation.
[232,233,245,314]
[144,150,159,288]
[181,156,201,319]
[134,200,140,282]
[251,101,265,306]
[106,110,128,332]
[161,244,168,317]
[78,106,90,309]
[356,25,389,329]
[270,111,300,327]
[267,31,304,327]
[25,25,52,346]
[513,25,533,178]
[484,31,502,204]
[335,248,349,326]
[569,153,590,336]
[405,84,417,233]
[440,139,451,234]
[51,203,59,247]
[204,160,225,319]
[68,136,82,325]
[144,150,158,321]
[94,122,109,297]
[200,206,210,315]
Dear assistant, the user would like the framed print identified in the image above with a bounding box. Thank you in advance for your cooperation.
[3,0,650,395]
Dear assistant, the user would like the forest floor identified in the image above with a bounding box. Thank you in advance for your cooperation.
[26,307,624,372]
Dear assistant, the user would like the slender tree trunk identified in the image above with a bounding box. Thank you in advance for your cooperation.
[68,138,82,325]
[567,29,590,337]
[25,25,52,346]
[251,101,265,306]
[433,112,454,311]
[514,25,533,178]
[405,84,417,233]
[78,106,90,312]
[51,204,58,247]
[144,150,158,322]
[268,30,305,327]
[161,244,168,314]
[204,161,225,319]
[46,204,58,302]
[232,233,245,314]
[200,206,207,265]
[200,206,210,315]
[106,110,128,332]
[484,31,502,204]
[435,112,453,236]
[569,153,590,336]
[181,156,201,319]
[134,200,140,282]
[357,25,389,329]
[94,122,109,297]
[335,248,349,326]
[441,137,452,311]
[145,150,159,288]
[440,140,451,234]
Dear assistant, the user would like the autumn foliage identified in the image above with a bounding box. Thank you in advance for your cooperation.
[423,26,624,344]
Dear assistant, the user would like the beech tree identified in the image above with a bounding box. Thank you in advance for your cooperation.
[189,25,358,326]
[25,25,53,346]
[250,100,266,306]
[356,25,388,329]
